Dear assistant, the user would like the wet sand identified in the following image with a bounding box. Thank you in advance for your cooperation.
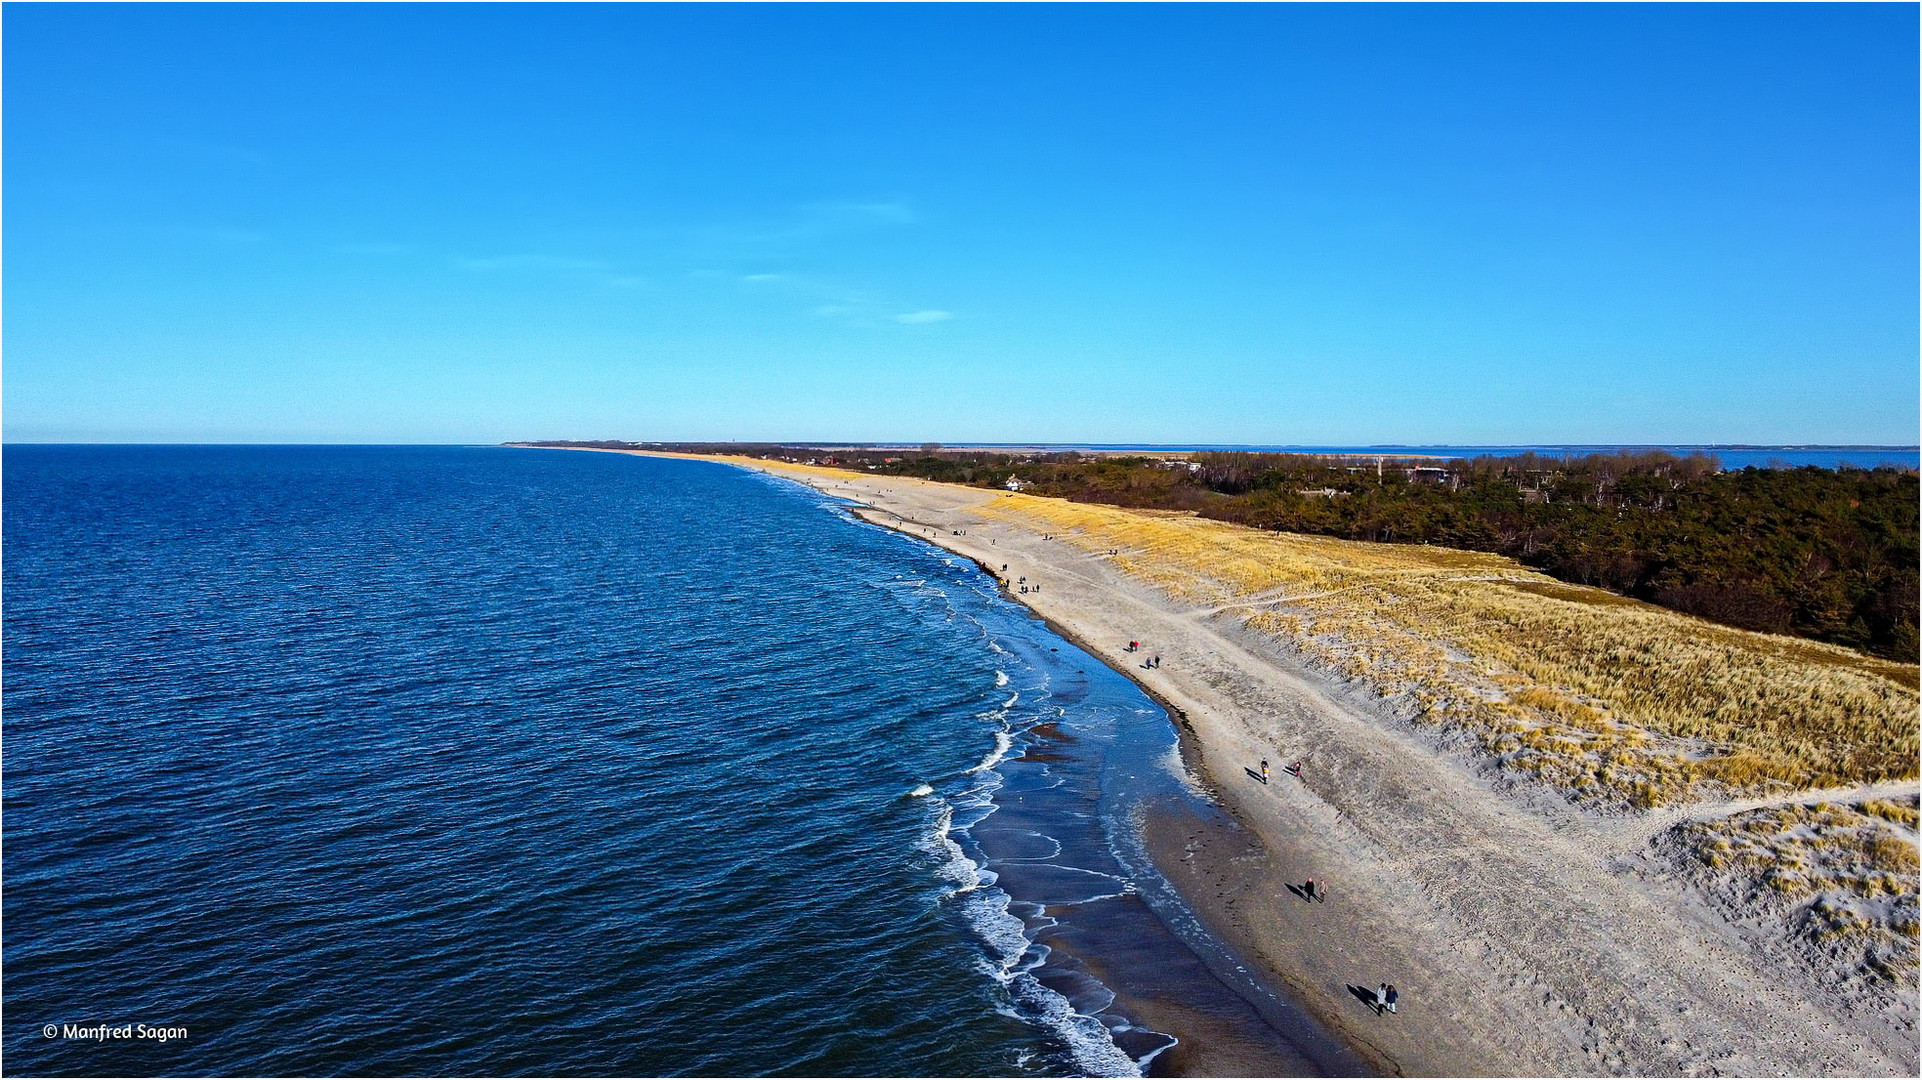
[528,449,1918,1077]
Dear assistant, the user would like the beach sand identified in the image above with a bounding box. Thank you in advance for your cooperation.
[538,449,1918,1076]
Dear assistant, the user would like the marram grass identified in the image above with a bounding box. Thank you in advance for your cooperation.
[972,493,1919,808]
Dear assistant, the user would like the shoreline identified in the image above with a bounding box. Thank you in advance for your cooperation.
[842,502,1397,1076]
[847,506,1362,1076]
[523,446,1919,1077]
[635,451,1459,1072]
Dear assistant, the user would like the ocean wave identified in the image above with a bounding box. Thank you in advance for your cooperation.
[963,729,1015,775]
[1159,744,1210,799]
[1005,972,1143,1078]
[920,751,1141,1078]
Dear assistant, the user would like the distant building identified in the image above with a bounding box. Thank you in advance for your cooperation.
[1005,475,1032,492]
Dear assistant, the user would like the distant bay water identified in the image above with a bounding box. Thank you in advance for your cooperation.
[3,446,1343,1077]
[947,445,1921,471]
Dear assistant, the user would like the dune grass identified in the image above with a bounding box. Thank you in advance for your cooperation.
[968,493,1919,808]
[1676,798,1919,980]
[713,457,1917,809]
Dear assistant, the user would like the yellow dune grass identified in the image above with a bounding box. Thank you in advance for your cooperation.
[971,493,1919,807]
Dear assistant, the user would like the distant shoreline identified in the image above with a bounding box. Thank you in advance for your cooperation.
[507,441,1922,471]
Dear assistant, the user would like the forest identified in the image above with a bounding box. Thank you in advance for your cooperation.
[524,442,1919,661]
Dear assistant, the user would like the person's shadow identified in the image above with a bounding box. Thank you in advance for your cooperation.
[1347,984,1383,1015]
[1285,882,1316,902]
[1244,767,1269,784]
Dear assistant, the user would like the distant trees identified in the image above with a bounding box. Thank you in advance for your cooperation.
[793,446,1916,661]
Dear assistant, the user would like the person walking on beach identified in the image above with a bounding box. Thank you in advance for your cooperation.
[1385,985,1398,1014]
[1260,759,1269,782]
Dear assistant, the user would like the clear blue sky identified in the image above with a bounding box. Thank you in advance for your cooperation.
[7,3,1917,445]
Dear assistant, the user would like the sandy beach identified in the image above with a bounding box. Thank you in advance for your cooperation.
[557,449,1918,1076]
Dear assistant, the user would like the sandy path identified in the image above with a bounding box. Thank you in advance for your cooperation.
[1597,781,1922,857]
[551,452,1918,1076]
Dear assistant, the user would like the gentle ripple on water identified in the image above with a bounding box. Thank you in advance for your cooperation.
[5,446,1349,1078]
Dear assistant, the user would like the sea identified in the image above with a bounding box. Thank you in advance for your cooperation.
[2,445,1356,1078]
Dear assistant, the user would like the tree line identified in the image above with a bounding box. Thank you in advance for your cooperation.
[825,447,1919,661]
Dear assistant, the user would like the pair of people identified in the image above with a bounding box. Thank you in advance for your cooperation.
[1264,759,1303,781]
[1375,984,1398,1014]
[1303,877,1326,903]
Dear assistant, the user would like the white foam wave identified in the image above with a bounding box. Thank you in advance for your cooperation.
[1006,970,1143,1078]
[964,729,1015,775]
[919,779,1140,1078]
[994,670,1009,688]
[1159,744,1210,800]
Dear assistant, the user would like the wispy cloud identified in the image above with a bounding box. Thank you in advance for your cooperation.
[143,224,267,247]
[895,310,955,324]
[693,198,917,252]
[451,251,652,292]
[335,241,414,256]
[458,254,612,273]
[829,200,915,224]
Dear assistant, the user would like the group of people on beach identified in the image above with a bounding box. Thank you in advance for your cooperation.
[1254,754,1402,1019]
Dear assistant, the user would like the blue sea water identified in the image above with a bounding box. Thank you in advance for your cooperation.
[3,446,1346,1077]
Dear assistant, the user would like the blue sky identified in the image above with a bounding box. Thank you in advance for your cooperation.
[7,4,1917,444]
